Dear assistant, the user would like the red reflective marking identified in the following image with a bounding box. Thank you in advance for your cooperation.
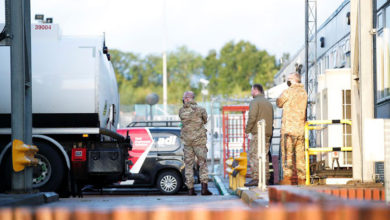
[117,128,153,171]
[34,25,52,30]
[71,148,86,161]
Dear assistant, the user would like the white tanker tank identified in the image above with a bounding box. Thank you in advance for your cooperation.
[0,23,130,196]
[0,23,119,131]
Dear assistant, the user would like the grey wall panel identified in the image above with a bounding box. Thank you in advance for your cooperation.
[377,101,390,118]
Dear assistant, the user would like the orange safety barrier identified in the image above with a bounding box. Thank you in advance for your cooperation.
[1,204,390,220]
[315,187,385,201]
[269,186,386,204]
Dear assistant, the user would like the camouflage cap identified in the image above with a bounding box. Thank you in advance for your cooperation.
[183,91,195,99]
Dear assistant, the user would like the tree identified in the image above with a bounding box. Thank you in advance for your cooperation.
[111,41,280,105]
[166,46,203,103]
[111,50,163,104]
[203,49,219,95]
[208,40,279,96]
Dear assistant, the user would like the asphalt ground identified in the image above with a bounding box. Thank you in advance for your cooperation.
[38,181,248,210]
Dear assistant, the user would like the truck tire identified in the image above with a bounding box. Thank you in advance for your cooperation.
[0,150,12,192]
[32,141,65,192]
[0,141,65,193]
[156,170,182,195]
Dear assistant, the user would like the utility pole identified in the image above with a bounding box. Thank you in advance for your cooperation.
[350,0,375,182]
[304,0,317,119]
[305,0,318,147]
[305,0,309,92]
[5,0,34,192]
[162,0,168,114]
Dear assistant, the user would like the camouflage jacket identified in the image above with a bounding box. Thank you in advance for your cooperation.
[276,83,308,136]
[245,94,274,137]
[179,100,208,146]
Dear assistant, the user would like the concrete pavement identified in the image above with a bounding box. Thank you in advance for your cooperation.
[39,194,247,210]
[0,176,255,209]
[36,181,248,210]
[0,192,58,207]
[213,176,270,207]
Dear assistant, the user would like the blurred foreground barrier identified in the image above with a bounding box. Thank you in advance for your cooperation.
[269,186,386,204]
[315,187,385,201]
[1,203,390,220]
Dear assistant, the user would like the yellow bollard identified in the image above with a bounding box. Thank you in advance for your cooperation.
[232,175,237,191]
[305,122,310,185]
[237,174,246,188]
[232,152,247,188]
[225,158,234,189]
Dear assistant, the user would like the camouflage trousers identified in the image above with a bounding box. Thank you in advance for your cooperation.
[249,134,271,181]
[183,145,209,188]
[281,134,305,179]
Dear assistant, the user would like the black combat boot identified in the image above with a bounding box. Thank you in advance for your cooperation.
[188,188,197,196]
[201,183,212,195]
[244,179,259,187]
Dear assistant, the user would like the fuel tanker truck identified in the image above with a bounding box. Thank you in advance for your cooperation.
[0,23,132,196]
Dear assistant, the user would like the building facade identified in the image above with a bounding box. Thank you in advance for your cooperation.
[375,0,390,118]
[275,0,389,119]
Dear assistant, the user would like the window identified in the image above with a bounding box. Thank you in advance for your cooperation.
[377,31,385,99]
[325,55,329,69]
[333,50,338,68]
[342,90,352,164]
[151,132,181,152]
[345,51,351,68]
[375,5,390,102]
[378,12,384,30]
[376,27,390,101]
[344,38,351,68]
[318,62,322,75]
[329,51,337,69]
[378,0,388,10]
[386,5,390,28]
[335,47,345,68]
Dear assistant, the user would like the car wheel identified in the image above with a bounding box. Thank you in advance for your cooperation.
[156,170,182,195]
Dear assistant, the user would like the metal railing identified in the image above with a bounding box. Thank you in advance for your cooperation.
[127,121,181,128]
[304,119,353,185]
[257,120,267,191]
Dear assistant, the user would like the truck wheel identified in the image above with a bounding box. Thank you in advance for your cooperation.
[0,141,65,193]
[0,150,12,192]
[32,142,65,192]
[156,170,182,195]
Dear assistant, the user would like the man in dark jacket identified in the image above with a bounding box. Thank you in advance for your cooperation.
[244,84,274,187]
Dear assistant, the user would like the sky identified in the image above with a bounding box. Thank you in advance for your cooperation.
[1,0,345,58]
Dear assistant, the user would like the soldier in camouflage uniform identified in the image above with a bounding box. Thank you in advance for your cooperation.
[277,73,308,185]
[244,84,274,187]
[179,91,212,196]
